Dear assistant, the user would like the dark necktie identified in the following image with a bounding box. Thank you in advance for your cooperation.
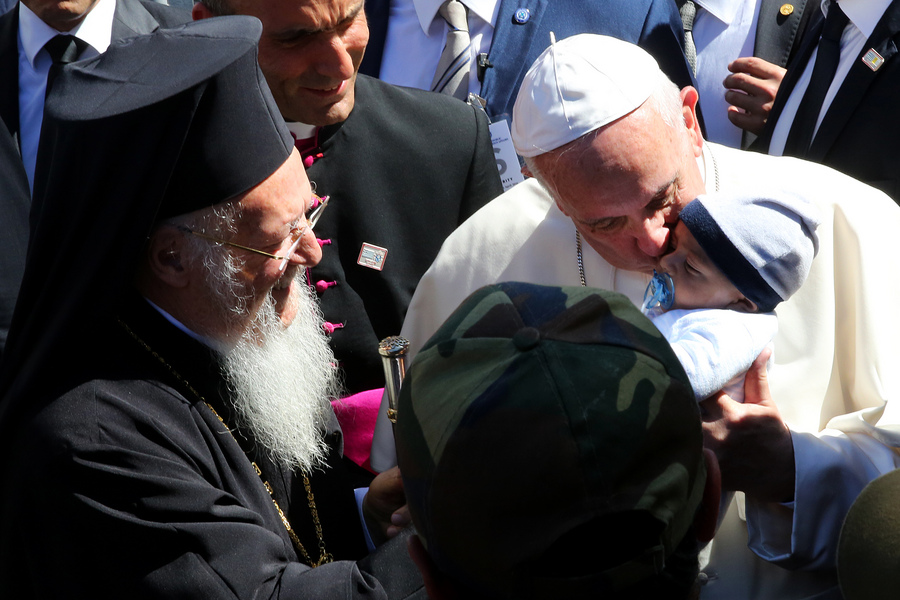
[678,0,698,76]
[44,35,89,98]
[782,4,849,157]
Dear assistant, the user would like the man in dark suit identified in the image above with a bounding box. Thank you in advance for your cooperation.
[752,0,900,202]
[0,0,187,358]
[360,0,695,125]
[679,0,814,147]
[195,0,503,399]
[753,0,814,65]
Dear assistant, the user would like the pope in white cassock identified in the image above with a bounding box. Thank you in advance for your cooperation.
[372,34,900,600]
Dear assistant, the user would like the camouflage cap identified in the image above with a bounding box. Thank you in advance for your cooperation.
[396,282,705,598]
[838,469,900,600]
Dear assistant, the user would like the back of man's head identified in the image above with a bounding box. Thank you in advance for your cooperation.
[396,282,710,599]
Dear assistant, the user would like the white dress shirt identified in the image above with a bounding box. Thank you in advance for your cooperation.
[17,0,113,190]
[379,0,499,96]
[769,0,892,155]
[692,0,761,148]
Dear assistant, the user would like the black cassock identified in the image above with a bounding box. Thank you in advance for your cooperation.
[305,74,503,394]
[0,294,419,599]
[0,19,422,599]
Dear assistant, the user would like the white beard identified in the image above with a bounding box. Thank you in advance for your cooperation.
[218,270,339,471]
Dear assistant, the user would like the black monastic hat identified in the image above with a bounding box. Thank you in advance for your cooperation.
[0,16,294,440]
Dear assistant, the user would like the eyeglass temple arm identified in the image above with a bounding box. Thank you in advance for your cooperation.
[175,225,283,260]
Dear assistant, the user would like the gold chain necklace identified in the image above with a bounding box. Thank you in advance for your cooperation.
[117,318,333,567]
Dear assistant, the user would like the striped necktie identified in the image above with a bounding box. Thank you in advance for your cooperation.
[678,0,698,76]
[431,0,471,100]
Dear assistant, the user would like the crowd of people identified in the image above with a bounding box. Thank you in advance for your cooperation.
[0,0,898,598]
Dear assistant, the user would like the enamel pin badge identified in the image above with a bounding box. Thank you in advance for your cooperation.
[862,49,885,71]
[358,243,388,271]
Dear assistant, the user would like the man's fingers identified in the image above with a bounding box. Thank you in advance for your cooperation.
[724,72,767,96]
[726,106,767,135]
[363,466,408,544]
[370,466,405,503]
[699,392,731,422]
[391,505,411,525]
[743,348,773,406]
[723,58,783,112]
[728,56,768,76]
[724,89,762,113]
[386,505,411,538]
[721,61,780,137]
[728,56,785,79]
[723,73,778,108]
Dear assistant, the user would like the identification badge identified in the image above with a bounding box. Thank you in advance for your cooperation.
[490,119,525,192]
[358,243,388,271]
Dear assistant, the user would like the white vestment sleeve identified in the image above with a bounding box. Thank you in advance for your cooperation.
[722,147,900,572]
[746,430,900,569]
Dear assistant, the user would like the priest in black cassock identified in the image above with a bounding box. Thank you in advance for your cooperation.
[0,17,421,599]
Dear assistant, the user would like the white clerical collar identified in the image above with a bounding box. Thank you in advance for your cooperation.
[698,140,712,188]
[412,0,499,35]
[143,296,230,354]
[285,121,318,140]
[19,0,114,68]
[823,0,892,40]
[693,0,743,26]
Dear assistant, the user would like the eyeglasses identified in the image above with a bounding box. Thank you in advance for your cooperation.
[178,194,329,272]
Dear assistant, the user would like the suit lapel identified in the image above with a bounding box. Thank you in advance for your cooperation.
[755,0,811,67]
[480,0,548,122]
[807,0,900,161]
[753,10,824,152]
[0,5,20,149]
[111,0,161,41]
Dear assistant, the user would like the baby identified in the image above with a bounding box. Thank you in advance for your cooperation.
[642,190,821,402]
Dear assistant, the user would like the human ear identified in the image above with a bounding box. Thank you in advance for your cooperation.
[729,296,759,313]
[680,86,704,157]
[695,448,721,543]
[144,225,191,288]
